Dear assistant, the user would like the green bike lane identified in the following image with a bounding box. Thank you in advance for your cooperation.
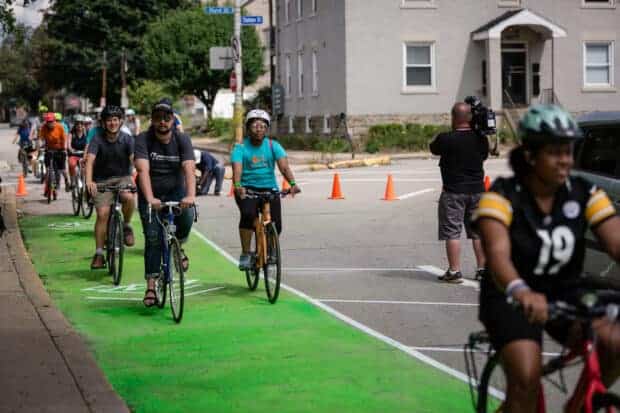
[20,214,473,413]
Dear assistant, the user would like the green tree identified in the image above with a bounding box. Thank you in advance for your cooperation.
[142,5,264,117]
[0,0,34,35]
[39,0,190,104]
[127,79,172,114]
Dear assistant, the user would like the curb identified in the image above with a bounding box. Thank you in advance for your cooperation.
[3,188,130,413]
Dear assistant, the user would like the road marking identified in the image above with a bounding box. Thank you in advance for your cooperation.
[299,178,441,184]
[284,267,426,272]
[81,279,203,293]
[417,265,480,290]
[397,188,435,200]
[319,299,477,307]
[191,228,499,396]
[409,346,560,357]
[185,286,225,297]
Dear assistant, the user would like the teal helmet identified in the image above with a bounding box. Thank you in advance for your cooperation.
[518,105,583,146]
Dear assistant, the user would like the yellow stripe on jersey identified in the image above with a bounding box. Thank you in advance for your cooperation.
[473,192,513,227]
[586,189,616,226]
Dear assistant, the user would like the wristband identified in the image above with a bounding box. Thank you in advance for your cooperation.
[234,182,242,188]
[505,278,530,298]
[289,180,296,186]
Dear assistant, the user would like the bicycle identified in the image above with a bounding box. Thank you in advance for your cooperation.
[97,183,136,286]
[44,149,63,204]
[18,144,33,177]
[36,148,46,184]
[465,277,620,413]
[69,151,85,216]
[148,201,197,323]
[243,188,291,304]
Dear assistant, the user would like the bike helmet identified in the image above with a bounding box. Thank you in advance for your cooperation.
[43,112,55,122]
[245,109,270,127]
[519,105,583,146]
[126,108,136,116]
[54,112,62,121]
[152,98,174,115]
[101,105,124,120]
[38,105,48,113]
[73,114,86,123]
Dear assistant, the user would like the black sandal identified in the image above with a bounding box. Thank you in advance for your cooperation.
[180,249,189,272]
[143,289,158,307]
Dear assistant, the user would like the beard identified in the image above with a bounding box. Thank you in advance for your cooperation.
[156,124,172,134]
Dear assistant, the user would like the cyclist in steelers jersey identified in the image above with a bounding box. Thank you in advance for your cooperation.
[472,105,620,413]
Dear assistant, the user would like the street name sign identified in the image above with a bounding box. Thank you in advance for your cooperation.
[241,16,263,25]
[205,7,234,14]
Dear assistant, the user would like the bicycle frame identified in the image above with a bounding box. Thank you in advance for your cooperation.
[254,200,272,269]
[157,208,177,283]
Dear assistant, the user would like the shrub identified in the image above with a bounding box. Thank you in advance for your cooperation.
[208,118,233,138]
[365,123,449,152]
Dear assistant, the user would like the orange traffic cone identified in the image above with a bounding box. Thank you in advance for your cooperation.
[381,174,398,201]
[16,174,27,197]
[281,178,291,192]
[328,173,345,200]
[484,176,491,192]
[227,181,235,197]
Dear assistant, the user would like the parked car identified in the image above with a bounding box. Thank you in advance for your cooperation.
[573,111,620,279]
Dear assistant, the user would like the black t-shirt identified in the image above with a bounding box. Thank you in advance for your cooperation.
[473,176,617,297]
[87,132,134,182]
[134,129,194,197]
[430,130,489,194]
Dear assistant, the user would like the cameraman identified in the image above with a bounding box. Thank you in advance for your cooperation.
[430,102,489,284]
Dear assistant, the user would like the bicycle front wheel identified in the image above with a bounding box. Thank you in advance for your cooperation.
[592,392,620,411]
[82,189,94,219]
[71,182,81,215]
[263,223,281,304]
[111,215,124,286]
[475,353,505,413]
[169,238,185,323]
[245,236,259,290]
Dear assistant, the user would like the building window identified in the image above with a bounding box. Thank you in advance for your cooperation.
[323,114,331,134]
[311,0,317,14]
[285,55,292,97]
[297,52,304,97]
[312,50,319,96]
[584,42,614,88]
[582,0,615,8]
[401,0,437,9]
[296,0,303,20]
[404,42,435,91]
[305,115,312,133]
[285,0,290,24]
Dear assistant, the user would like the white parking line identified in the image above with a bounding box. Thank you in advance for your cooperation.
[191,228,497,395]
[185,286,226,297]
[299,178,441,183]
[85,286,225,301]
[397,188,435,200]
[409,346,561,358]
[319,299,477,306]
[284,267,426,272]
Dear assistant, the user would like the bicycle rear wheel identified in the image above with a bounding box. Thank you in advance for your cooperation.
[169,238,185,323]
[46,169,54,204]
[475,353,505,413]
[245,237,259,290]
[110,214,124,286]
[263,223,281,304]
[593,392,620,411]
[71,181,81,215]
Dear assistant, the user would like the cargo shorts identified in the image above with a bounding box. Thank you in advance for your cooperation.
[437,191,482,240]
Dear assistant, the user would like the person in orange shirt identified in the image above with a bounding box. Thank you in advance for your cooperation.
[39,112,70,193]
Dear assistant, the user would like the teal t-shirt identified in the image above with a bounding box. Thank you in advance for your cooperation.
[86,126,103,144]
[231,137,286,189]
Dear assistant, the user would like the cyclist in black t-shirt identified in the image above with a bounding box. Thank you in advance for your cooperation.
[473,105,620,413]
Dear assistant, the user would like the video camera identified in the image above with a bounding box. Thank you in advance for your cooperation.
[465,96,497,137]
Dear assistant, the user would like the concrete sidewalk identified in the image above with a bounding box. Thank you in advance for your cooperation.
[0,187,129,413]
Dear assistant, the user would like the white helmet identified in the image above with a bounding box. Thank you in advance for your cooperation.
[194,149,202,164]
[126,108,136,116]
[245,109,270,127]
[84,116,93,123]
[73,114,86,123]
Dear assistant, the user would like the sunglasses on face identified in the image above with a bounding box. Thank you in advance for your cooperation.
[153,114,173,122]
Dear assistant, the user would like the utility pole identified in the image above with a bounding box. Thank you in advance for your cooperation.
[120,48,128,109]
[100,50,107,108]
[233,0,244,144]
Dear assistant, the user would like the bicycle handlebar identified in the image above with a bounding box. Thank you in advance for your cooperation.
[147,202,198,224]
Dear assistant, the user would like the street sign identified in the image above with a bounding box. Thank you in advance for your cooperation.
[241,16,263,25]
[272,83,285,115]
[210,47,234,70]
[204,6,234,14]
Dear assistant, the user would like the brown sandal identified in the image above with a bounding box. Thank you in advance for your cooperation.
[143,289,158,307]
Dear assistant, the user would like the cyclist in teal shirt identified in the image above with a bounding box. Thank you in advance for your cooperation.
[231,109,301,270]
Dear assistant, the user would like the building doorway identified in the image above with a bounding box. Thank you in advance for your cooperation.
[502,42,527,107]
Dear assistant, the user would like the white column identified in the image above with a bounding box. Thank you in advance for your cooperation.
[487,38,503,110]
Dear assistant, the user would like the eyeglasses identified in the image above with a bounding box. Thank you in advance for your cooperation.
[153,114,173,122]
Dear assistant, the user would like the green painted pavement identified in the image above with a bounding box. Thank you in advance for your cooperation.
[20,214,474,413]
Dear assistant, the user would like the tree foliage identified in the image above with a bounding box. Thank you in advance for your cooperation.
[39,0,190,104]
[142,5,265,116]
[127,79,172,115]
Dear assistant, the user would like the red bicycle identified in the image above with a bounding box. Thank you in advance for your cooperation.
[466,278,620,413]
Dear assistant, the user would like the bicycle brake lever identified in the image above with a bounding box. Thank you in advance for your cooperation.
[148,204,152,224]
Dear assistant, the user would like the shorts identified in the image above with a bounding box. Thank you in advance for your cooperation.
[44,151,66,172]
[479,278,574,351]
[93,176,134,209]
[437,191,481,240]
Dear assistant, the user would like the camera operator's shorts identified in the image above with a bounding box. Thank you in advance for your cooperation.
[93,176,134,209]
[438,191,481,240]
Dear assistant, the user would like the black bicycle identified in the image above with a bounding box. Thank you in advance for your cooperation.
[149,201,197,323]
[465,276,620,413]
[243,189,291,304]
[97,183,136,285]
[70,151,85,216]
[44,149,63,204]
